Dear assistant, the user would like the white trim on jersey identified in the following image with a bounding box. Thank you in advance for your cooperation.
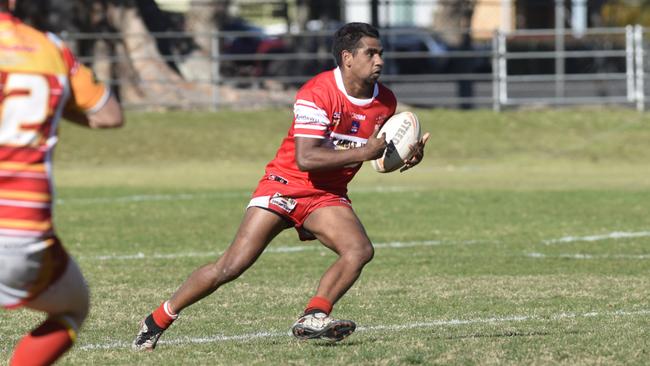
[0,228,50,238]
[0,171,48,179]
[85,88,111,114]
[0,199,51,209]
[294,134,325,139]
[295,99,319,109]
[333,67,378,106]
[294,124,327,130]
[294,103,329,126]
[45,32,65,49]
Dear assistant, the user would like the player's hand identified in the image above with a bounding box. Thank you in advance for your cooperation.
[364,124,388,160]
[400,132,430,173]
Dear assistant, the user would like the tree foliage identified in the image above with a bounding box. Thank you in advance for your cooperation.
[601,0,650,26]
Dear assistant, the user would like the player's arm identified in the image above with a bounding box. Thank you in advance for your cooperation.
[62,93,123,129]
[58,43,124,129]
[295,125,387,172]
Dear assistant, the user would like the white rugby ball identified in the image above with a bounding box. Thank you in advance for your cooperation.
[371,111,422,173]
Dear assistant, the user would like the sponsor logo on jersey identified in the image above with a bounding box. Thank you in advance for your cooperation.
[349,120,360,134]
[268,174,288,185]
[351,113,366,121]
[332,111,341,128]
[270,193,297,213]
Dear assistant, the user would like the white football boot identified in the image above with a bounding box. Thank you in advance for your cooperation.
[132,314,166,351]
[291,312,356,341]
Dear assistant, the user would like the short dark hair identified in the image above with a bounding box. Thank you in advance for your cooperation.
[332,22,380,67]
[12,0,51,31]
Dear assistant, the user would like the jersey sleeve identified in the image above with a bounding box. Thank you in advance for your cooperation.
[51,34,109,113]
[67,62,109,113]
[292,87,331,139]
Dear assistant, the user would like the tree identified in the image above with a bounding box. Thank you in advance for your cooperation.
[601,0,650,26]
[433,0,477,109]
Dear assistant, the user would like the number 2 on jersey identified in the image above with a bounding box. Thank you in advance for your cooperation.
[0,73,50,146]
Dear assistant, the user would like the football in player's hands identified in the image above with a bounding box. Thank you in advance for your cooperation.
[371,111,422,173]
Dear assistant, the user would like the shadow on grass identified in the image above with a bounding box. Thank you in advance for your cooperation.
[441,329,582,340]
[311,339,367,347]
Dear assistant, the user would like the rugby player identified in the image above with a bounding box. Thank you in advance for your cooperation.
[133,22,428,349]
[0,0,124,364]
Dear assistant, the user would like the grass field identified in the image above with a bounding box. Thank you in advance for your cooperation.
[1,107,649,365]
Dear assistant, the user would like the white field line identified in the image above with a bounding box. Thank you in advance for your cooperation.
[78,229,650,262]
[79,240,482,261]
[77,308,650,351]
[55,192,249,205]
[526,252,650,260]
[543,231,650,245]
[55,187,422,206]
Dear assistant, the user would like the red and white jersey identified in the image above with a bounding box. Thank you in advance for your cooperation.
[263,67,397,195]
[0,13,109,243]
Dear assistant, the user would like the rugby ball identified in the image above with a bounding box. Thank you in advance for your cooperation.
[371,111,421,173]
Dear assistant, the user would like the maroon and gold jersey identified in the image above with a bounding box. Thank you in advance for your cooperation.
[0,13,109,241]
[263,68,397,195]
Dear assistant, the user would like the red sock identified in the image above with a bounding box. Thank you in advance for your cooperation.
[151,301,178,329]
[304,296,333,315]
[10,317,75,366]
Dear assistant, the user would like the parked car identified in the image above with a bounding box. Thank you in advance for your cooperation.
[381,27,451,74]
[219,19,289,78]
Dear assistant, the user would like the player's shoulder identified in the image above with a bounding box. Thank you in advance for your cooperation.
[297,70,336,95]
[376,82,397,108]
[294,70,337,110]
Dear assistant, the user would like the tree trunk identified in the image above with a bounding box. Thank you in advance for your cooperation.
[104,2,209,108]
[433,0,476,46]
[433,0,477,109]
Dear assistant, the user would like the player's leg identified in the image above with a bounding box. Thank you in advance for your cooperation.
[7,253,89,366]
[292,205,374,341]
[168,207,289,311]
[133,207,289,351]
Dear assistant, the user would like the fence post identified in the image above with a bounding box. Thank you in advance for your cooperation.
[211,31,220,111]
[634,25,645,112]
[498,31,508,108]
[555,0,566,100]
[492,30,501,112]
[626,25,635,102]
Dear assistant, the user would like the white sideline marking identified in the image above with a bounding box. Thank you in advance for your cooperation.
[77,308,650,351]
[55,187,422,206]
[56,192,248,205]
[526,252,650,260]
[543,231,650,245]
[81,240,480,261]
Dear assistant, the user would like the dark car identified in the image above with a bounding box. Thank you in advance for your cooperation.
[381,27,451,75]
[219,19,289,78]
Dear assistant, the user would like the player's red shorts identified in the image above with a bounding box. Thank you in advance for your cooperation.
[248,173,352,241]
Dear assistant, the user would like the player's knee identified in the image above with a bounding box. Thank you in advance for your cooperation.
[343,243,374,266]
[210,259,247,284]
[359,244,375,264]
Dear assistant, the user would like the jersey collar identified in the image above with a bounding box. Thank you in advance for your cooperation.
[334,67,378,106]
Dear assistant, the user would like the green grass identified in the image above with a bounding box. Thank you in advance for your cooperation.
[1,107,649,365]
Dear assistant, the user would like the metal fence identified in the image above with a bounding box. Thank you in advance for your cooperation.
[61,26,648,111]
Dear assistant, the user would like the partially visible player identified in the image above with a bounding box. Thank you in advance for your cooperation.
[0,0,124,364]
[133,22,429,350]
